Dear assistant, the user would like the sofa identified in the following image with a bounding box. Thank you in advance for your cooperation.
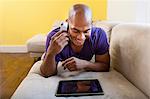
[11,21,150,99]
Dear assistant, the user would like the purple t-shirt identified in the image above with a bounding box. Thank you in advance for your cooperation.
[45,27,109,63]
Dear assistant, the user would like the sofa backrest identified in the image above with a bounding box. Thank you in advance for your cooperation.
[110,23,150,97]
[92,21,119,42]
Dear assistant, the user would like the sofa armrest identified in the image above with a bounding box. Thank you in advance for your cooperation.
[28,60,43,75]
[26,34,47,53]
[110,23,150,97]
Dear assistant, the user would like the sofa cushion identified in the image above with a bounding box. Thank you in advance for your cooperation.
[110,23,150,97]
[93,21,119,42]
[12,61,147,99]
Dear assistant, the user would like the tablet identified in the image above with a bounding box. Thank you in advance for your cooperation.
[55,79,104,97]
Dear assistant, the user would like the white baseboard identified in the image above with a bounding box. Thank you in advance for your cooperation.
[0,45,27,53]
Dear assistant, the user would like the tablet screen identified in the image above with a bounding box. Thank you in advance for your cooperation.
[55,79,104,97]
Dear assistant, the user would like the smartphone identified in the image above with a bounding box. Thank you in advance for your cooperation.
[60,22,72,44]
[60,22,69,32]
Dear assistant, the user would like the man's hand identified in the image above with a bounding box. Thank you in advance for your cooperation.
[47,31,69,55]
[62,57,89,71]
[62,52,110,72]
[40,31,69,77]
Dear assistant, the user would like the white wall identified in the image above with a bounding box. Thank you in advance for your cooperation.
[107,0,150,23]
[147,0,150,23]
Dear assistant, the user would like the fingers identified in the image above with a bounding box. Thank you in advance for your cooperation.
[51,31,62,40]
[51,31,68,41]
[63,59,75,68]
[51,32,69,48]
[69,66,77,71]
[57,35,69,48]
[61,40,69,48]
[47,31,69,54]
[58,34,69,43]
[56,32,68,40]
[67,64,77,71]
[62,58,77,71]
[62,57,74,66]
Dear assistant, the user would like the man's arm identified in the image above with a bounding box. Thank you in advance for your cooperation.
[62,52,110,72]
[40,52,57,77]
[84,52,110,72]
[40,31,69,77]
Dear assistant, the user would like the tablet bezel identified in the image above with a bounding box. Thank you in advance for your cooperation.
[55,79,104,97]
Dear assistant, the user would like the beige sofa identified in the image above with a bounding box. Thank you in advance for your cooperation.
[12,21,150,99]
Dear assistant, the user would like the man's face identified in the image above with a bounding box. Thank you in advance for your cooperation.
[68,18,92,46]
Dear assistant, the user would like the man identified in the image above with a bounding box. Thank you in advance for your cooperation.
[40,4,110,77]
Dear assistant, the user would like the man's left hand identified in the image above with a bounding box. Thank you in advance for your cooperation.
[62,57,89,71]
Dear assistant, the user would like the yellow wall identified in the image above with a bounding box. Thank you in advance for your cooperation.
[0,0,107,45]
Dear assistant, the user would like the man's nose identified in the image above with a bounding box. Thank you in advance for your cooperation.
[77,33,86,40]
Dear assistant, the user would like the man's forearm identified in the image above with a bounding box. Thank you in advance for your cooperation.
[40,53,57,77]
[83,61,110,72]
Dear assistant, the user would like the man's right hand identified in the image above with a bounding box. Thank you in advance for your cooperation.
[40,31,69,77]
[47,31,69,55]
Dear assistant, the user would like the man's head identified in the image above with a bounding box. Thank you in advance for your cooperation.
[67,4,92,46]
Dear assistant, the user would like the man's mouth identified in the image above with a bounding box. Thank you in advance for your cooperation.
[75,39,85,45]
[70,37,85,46]
[76,39,83,43]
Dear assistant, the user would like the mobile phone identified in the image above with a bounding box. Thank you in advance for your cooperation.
[60,22,71,46]
[60,22,69,32]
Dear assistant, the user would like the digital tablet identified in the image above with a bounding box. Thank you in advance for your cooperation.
[55,79,104,97]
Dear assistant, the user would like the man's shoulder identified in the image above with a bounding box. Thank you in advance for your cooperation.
[91,27,106,37]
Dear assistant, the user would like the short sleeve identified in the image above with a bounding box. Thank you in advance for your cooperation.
[44,28,62,63]
[45,28,59,52]
[95,28,109,55]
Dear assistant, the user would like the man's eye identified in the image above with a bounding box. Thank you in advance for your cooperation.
[72,30,79,33]
[84,30,90,34]
[84,31,88,34]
